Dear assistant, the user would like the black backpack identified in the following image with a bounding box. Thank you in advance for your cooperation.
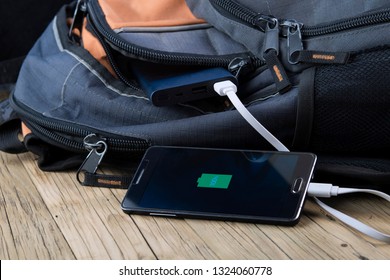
[1,0,390,191]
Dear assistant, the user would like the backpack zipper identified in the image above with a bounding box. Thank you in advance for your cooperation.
[211,0,283,32]
[10,94,151,154]
[300,9,390,37]
[86,0,263,69]
[212,0,390,37]
[212,0,390,63]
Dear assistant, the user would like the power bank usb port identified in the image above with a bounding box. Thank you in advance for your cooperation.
[192,86,208,95]
[130,60,237,106]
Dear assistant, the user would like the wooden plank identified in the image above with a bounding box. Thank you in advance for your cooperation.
[129,198,390,260]
[112,189,290,259]
[123,208,324,260]
[0,161,19,259]
[187,219,292,259]
[0,153,75,259]
[186,210,339,260]
[129,215,219,259]
[1,151,389,260]
[18,153,156,260]
[109,174,390,260]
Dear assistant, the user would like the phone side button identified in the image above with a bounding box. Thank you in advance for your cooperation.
[150,213,177,217]
[292,178,303,193]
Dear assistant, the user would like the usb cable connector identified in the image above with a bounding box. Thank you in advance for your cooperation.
[309,182,390,200]
[213,81,289,152]
[307,182,339,197]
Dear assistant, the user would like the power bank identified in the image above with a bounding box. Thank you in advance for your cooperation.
[130,60,237,106]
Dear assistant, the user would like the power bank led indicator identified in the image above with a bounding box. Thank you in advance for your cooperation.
[197,173,232,189]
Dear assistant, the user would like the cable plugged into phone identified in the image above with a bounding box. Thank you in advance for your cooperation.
[308,182,390,243]
[213,80,289,152]
[214,79,390,243]
[308,183,390,200]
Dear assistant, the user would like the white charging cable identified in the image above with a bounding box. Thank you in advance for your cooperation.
[214,80,390,243]
[213,80,289,152]
[308,183,390,243]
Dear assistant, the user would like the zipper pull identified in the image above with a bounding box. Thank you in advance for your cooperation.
[281,20,350,65]
[262,18,280,57]
[253,14,278,32]
[68,0,87,41]
[262,19,291,94]
[281,20,303,64]
[228,56,253,79]
[77,134,107,185]
[77,134,133,188]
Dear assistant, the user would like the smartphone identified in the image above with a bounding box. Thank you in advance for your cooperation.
[130,60,237,106]
[121,146,317,225]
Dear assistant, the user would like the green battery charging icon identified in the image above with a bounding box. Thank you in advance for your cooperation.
[197,173,232,189]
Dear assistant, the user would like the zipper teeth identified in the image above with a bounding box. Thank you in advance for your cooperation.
[27,116,150,153]
[87,14,140,90]
[88,1,237,67]
[213,0,258,25]
[213,0,390,37]
[27,120,85,152]
[301,10,390,37]
[12,97,150,153]
[107,138,151,153]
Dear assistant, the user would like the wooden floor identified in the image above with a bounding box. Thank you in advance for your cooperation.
[1,151,389,260]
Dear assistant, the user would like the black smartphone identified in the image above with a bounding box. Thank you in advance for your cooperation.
[121,146,317,225]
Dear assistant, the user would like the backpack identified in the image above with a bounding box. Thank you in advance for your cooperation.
[1,0,390,191]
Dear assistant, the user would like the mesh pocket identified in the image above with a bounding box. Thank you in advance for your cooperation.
[310,47,390,155]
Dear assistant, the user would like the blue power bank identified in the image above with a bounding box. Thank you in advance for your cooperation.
[130,61,237,106]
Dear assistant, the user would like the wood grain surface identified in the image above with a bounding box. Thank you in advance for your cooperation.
[1,152,389,260]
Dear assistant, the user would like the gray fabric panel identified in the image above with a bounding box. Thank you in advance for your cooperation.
[203,0,389,25]
[118,26,249,55]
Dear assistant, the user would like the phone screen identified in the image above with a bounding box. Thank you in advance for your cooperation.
[122,146,316,225]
